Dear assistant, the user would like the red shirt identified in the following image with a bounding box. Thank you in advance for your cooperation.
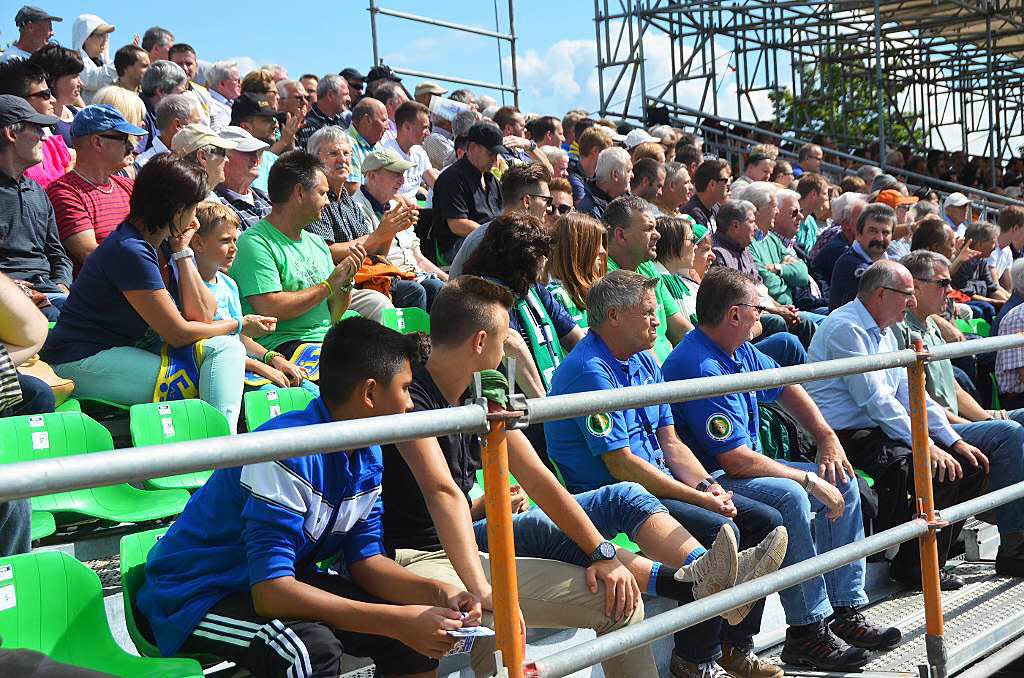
[46,172,133,273]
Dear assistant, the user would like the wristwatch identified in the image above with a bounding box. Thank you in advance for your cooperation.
[171,247,195,262]
[588,540,616,564]
[696,477,716,492]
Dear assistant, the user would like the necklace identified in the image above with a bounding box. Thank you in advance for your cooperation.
[72,169,114,194]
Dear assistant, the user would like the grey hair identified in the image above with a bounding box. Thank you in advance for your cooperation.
[307,125,351,158]
[603,195,651,232]
[857,260,909,300]
[275,79,301,99]
[856,202,896,233]
[963,220,999,243]
[206,61,238,89]
[0,122,26,150]
[773,187,800,208]
[718,199,755,233]
[910,200,938,221]
[734,181,778,209]
[664,161,687,183]
[1011,258,1024,294]
[453,109,481,137]
[832,192,866,223]
[155,93,197,131]
[317,74,345,99]
[595,146,631,182]
[141,60,187,98]
[648,124,675,141]
[900,249,950,279]
[539,145,568,167]
[587,269,659,327]
[856,165,882,184]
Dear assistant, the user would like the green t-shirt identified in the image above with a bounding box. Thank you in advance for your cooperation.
[228,219,335,350]
[893,312,958,416]
[607,257,678,360]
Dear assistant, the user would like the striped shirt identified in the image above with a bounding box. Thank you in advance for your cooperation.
[348,126,380,185]
[0,345,22,412]
[214,185,272,232]
[997,303,1024,395]
[305,189,371,243]
[46,172,133,255]
[295,104,349,151]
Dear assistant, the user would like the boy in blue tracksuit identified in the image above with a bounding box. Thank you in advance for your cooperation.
[137,318,480,677]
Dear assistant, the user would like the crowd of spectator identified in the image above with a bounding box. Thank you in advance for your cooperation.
[7,6,1024,678]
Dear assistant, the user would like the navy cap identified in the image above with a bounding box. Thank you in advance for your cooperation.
[15,6,61,27]
[340,67,365,82]
[0,94,58,127]
[466,122,503,154]
[70,104,146,138]
[230,92,281,126]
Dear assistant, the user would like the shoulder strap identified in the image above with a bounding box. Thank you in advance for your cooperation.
[515,287,565,390]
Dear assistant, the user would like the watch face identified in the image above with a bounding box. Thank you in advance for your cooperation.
[597,541,616,560]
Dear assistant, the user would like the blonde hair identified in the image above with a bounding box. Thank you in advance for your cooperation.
[548,213,607,310]
[91,86,145,128]
[241,69,275,95]
[631,141,666,163]
[194,200,240,237]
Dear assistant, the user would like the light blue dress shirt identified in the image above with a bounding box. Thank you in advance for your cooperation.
[805,298,960,447]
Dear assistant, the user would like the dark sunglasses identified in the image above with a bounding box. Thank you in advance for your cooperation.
[555,203,573,215]
[914,277,952,289]
[98,133,133,149]
[880,286,915,297]
[736,302,772,314]
[25,88,52,100]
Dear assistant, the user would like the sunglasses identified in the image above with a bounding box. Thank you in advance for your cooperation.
[25,88,52,100]
[736,302,772,314]
[914,277,952,289]
[880,286,915,297]
[98,133,134,150]
[554,203,573,215]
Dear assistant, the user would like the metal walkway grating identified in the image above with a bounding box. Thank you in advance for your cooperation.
[767,561,1024,676]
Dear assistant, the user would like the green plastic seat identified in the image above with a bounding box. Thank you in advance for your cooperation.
[341,309,361,321]
[955,317,991,337]
[75,396,131,411]
[0,412,189,526]
[30,510,55,541]
[130,401,230,491]
[379,307,431,334]
[55,398,81,413]
[549,461,642,553]
[120,528,168,658]
[0,550,203,676]
[243,387,316,431]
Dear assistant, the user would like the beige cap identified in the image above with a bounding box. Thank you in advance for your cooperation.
[92,22,115,34]
[171,123,238,156]
[362,148,415,173]
[415,81,448,98]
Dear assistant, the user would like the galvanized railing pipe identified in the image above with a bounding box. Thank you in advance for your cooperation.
[527,478,1024,678]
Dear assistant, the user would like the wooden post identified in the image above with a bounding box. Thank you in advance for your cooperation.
[907,339,947,677]
[482,415,524,678]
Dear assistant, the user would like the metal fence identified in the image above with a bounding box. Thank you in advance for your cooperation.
[4,333,1024,678]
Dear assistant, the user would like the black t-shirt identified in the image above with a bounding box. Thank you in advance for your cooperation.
[382,361,482,552]
[430,156,503,258]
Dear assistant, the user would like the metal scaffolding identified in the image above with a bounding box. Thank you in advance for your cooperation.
[593,0,1024,171]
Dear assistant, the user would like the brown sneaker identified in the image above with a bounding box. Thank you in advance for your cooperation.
[670,653,730,678]
[717,641,783,678]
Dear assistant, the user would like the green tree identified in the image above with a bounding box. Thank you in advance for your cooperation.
[769,48,927,149]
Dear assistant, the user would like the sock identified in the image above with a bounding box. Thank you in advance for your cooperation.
[653,567,696,603]
[646,562,661,595]
[684,545,708,565]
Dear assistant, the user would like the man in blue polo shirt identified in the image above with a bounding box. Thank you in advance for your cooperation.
[663,267,900,672]
[137,318,479,677]
[545,269,786,678]
[829,203,894,310]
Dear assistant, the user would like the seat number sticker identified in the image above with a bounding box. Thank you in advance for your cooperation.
[31,432,48,450]
[0,584,15,611]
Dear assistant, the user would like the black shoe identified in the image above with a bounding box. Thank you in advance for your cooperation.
[891,569,965,591]
[996,533,1024,576]
[829,607,902,650]
[780,621,871,671]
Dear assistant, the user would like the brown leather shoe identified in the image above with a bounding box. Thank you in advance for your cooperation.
[717,641,784,678]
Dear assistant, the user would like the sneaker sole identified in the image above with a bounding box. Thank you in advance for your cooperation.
[722,526,789,626]
[693,524,739,601]
[779,649,872,671]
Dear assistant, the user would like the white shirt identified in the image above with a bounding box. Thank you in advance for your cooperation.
[208,90,233,132]
[0,46,32,62]
[382,138,432,200]
[135,136,170,170]
[989,244,1013,282]
[351,189,421,274]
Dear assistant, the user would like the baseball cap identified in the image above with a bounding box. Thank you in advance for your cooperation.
[943,192,970,208]
[875,189,918,209]
[69,104,144,138]
[0,94,58,127]
[691,221,709,245]
[218,126,270,153]
[230,93,283,126]
[466,122,504,154]
[366,64,401,83]
[870,173,900,193]
[362,148,415,174]
[340,67,365,82]
[171,123,237,156]
[415,82,447,98]
[15,6,61,27]
[624,128,658,149]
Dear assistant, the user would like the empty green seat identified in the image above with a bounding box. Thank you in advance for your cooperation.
[0,550,203,676]
[30,510,55,541]
[955,317,991,337]
[120,528,167,659]
[55,398,81,413]
[379,307,430,334]
[0,412,189,526]
[130,401,230,491]
[243,387,316,431]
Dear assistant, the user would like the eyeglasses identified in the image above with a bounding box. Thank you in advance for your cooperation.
[554,203,573,215]
[880,286,916,297]
[736,302,772,314]
[290,94,312,102]
[25,88,52,100]
[914,277,952,289]
[528,193,555,213]
[98,133,133,150]
[203,145,228,157]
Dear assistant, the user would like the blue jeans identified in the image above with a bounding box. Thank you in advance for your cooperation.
[754,332,807,367]
[951,408,1024,534]
[715,461,869,625]
[391,276,444,311]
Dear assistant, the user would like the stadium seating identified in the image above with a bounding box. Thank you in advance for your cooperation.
[243,386,316,431]
[0,412,189,526]
[0,549,203,676]
[30,510,55,541]
[379,306,431,334]
[129,400,231,492]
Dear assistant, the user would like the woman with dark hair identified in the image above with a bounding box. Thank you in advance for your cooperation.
[653,214,701,327]
[464,211,585,391]
[43,156,256,431]
[28,44,85,146]
[546,212,607,327]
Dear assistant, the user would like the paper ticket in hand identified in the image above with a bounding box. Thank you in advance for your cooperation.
[446,626,495,638]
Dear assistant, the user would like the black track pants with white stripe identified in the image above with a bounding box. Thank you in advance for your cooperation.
[179,571,437,678]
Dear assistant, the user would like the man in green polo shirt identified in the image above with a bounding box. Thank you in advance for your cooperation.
[229,150,363,356]
[604,195,690,362]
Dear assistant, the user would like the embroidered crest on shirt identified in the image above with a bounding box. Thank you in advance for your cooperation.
[587,413,613,437]
[706,414,733,441]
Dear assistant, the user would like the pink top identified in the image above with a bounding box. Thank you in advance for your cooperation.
[23,135,72,189]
